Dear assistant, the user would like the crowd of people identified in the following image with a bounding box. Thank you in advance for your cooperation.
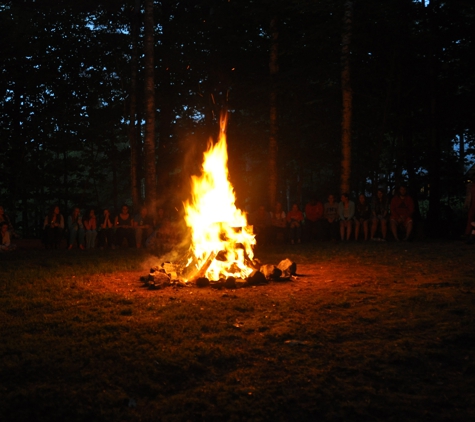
[39,204,175,251]
[249,186,424,245]
[2,183,475,252]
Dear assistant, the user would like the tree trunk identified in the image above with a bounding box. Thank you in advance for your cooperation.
[129,0,141,209]
[156,0,174,196]
[427,72,441,226]
[373,50,396,189]
[143,0,157,208]
[426,0,441,230]
[340,0,353,195]
[268,16,279,208]
[110,137,119,211]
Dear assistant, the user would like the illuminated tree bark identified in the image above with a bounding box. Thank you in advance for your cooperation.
[340,0,353,195]
[268,16,279,208]
[143,0,157,207]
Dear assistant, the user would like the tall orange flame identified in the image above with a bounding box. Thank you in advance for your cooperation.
[183,114,255,281]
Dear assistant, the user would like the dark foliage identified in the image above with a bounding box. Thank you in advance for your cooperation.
[1,0,474,236]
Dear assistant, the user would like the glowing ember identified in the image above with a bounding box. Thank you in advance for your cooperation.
[183,113,256,282]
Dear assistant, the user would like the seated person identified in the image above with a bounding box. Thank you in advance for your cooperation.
[286,203,304,244]
[83,209,98,249]
[114,204,135,248]
[134,206,155,248]
[250,205,271,246]
[371,188,389,241]
[1,222,16,252]
[67,207,85,250]
[390,185,414,241]
[467,221,475,245]
[98,208,114,249]
[338,193,355,241]
[0,206,18,238]
[304,197,324,241]
[270,202,287,242]
[323,194,339,241]
[43,205,65,249]
[354,194,371,241]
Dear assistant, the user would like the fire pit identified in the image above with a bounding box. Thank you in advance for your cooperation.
[141,113,296,290]
[143,257,297,290]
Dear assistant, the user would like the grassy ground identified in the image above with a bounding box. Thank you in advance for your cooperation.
[1,241,474,422]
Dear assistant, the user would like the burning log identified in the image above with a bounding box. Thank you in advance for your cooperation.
[160,262,180,280]
[196,277,210,288]
[225,277,237,289]
[143,264,189,289]
[235,279,248,288]
[277,259,297,279]
[209,276,238,290]
[260,264,283,280]
[191,251,217,281]
[139,257,296,290]
[247,270,268,286]
[141,271,171,290]
[210,280,225,289]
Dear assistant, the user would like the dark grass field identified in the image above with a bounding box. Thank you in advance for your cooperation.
[1,240,474,421]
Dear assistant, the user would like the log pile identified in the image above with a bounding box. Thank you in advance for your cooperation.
[140,256,297,290]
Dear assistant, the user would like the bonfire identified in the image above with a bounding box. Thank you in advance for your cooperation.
[144,113,296,289]
[181,113,256,282]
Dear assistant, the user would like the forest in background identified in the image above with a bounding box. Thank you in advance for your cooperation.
[1,0,474,237]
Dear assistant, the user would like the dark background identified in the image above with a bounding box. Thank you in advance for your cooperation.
[1,0,474,237]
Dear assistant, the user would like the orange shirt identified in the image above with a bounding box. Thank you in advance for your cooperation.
[287,209,304,223]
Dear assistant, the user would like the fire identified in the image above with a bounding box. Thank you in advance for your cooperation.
[183,113,256,282]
